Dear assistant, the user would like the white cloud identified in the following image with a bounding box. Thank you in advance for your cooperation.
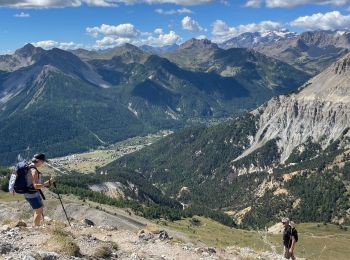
[32,40,84,50]
[195,34,207,39]
[1,0,81,8]
[142,31,182,46]
[245,0,350,8]
[245,0,262,7]
[155,7,193,15]
[212,20,237,42]
[83,0,118,6]
[14,12,30,18]
[181,16,206,32]
[94,36,132,49]
[86,23,139,38]
[0,50,13,55]
[0,0,218,8]
[212,19,283,42]
[87,22,181,48]
[154,28,164,34]
[291,11,350,30]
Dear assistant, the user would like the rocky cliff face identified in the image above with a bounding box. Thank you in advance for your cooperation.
[0,44,44,72]
[235,53,350,163]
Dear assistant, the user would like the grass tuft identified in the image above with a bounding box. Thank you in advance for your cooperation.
[94,245,112,258]
[48,227,80,256]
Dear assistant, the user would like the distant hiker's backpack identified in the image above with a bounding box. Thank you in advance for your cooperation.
[291,226,298,242]
[8,161,37,194]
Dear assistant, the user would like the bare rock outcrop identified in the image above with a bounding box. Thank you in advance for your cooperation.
[235,53,350,163]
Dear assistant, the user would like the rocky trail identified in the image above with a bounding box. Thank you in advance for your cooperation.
[0,219,294,260]
[0,192,292,260]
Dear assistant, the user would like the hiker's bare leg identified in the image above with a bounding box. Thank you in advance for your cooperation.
[33,207,43,226]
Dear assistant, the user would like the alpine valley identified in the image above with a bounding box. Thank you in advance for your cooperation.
[0,39,309,165]
[99,43,350,228]
[1,30,350,230]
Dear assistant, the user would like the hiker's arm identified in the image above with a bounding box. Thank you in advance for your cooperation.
[31,170,51,189]
[289,237,296,253]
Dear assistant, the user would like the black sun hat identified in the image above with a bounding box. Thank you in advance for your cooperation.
[32,153,49,163]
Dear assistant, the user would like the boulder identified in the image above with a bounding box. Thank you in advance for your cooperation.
[22,256,36,260]
[22,253,40,260]
[83,219,95,226]
[14,221,27,228]
[138,232,154,241]
[39,251,60,260]
[0,225,11,232]
[0,242,12,254]
[158,230,170,240]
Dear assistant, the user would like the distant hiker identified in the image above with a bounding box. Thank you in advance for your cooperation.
[9,153,54,226]
[282,217,298,260]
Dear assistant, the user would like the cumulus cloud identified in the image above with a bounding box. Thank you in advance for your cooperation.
[94,36,132,49]
[14,12,30,18]
[212,19,283,42]
[154,28,164,34]
[1,0,81,8]
[0,0,218,8]
[155,7,193,15]
[291,11,350,30]
[245,0,350,8]
[32,40,84,50]
[86,23,139,38]
[141,31,182,46]
[87,22,181,48]
[181,16,206,32]
[245,0,262,7]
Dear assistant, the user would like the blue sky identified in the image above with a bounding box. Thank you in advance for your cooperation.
[0,0,350,53]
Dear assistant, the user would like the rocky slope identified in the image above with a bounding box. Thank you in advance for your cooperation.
[220,30,297,49]
[236,52,350,163]
[256,30,350,75]
[0,44,44,72]
[0,222,292,260]
[0,192,290,260]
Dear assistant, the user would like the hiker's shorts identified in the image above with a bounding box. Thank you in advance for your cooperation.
[25,196,43,209]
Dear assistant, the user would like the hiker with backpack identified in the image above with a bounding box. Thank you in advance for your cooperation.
[9,153,55,226]
[282,217,298,260]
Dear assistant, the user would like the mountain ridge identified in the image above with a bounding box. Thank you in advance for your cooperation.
[255,30,350,75]
[0,41,308,164]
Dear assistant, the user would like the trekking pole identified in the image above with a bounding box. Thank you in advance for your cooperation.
[53,182,71,227]
[46,163,68,175]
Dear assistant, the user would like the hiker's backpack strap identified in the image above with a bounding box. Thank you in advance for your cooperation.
[291,227,298,242]
[28,165,45,200]
[288,226,298,247]
[25,164,40,194]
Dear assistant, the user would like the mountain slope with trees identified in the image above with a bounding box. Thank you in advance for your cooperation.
[102,52,350,228]
[0,41,308,165]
